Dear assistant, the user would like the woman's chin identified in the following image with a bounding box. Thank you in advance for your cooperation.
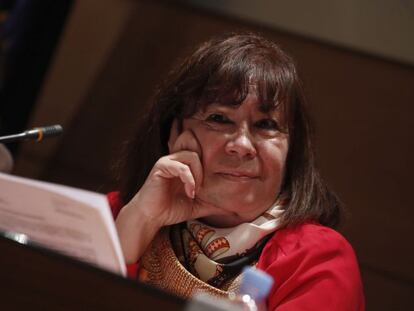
[197,188,257,210]
[195,191,269,227]
[199,214,245,228]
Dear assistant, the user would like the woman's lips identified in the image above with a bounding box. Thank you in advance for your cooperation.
[215,171,259,181]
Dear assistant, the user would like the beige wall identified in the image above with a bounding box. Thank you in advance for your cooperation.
[14,1,414,309]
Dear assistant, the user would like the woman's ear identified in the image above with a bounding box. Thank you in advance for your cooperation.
[168,119,180,153]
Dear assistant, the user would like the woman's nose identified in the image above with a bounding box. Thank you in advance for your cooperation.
[224,129,257,159]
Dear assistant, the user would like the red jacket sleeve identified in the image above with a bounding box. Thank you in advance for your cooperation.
[107,191,123,219]
[257,223,365,311]
[106,191,139,279]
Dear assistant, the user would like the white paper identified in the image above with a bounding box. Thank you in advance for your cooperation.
[0,172,126,276]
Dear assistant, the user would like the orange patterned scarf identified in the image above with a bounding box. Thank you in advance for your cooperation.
[171,197,287,288]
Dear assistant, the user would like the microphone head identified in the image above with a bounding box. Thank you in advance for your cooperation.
[0,125,64,144]
[41,124,63,137]
[25,124,63,141]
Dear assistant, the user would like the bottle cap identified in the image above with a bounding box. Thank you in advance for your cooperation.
[239,267,274,301]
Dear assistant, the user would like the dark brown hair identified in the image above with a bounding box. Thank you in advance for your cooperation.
[117,33,341,228]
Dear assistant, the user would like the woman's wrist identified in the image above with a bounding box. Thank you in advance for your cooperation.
[116,201,162,264]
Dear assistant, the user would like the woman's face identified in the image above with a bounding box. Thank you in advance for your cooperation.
[176,92,289,227]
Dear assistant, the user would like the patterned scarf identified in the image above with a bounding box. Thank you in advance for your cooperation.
[171,197,287,288]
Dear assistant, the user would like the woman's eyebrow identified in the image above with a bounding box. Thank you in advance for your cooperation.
[203,104,233,112]
[209,102,243,110]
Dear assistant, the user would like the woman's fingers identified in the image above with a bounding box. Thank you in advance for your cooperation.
[154,157,196,199]
[169,150,203,193]
[152,150,202,199]
[170,129,203,193]
[171,129,202,156]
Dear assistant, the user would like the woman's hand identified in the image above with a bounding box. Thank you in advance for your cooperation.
[115,129,227,263]
[129,130,206,226]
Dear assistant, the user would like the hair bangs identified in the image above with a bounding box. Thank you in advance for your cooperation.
[197,55,252,110]
[251,58,295,132]
[198,53,291,116]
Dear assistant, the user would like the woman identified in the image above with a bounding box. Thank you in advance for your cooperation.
[110,33,365,310]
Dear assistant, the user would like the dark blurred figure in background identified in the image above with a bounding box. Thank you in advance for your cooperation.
[0,0,73,154]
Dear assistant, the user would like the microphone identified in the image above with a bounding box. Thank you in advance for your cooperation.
[0,125,63,144]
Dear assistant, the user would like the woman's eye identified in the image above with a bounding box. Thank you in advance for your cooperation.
[255,119,279,131]
[206,113,231,124]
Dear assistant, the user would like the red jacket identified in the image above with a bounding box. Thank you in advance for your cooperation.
[107,192,365,310]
